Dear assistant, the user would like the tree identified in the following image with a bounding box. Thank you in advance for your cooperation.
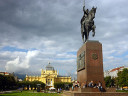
[5,75,17,89]
[18,80,45,90]
[116,68,128,88]
[0,75,17,90]
[0,75,5,90]
[111,78,116,87]
[104,76,115,87]
[54,82,72,90]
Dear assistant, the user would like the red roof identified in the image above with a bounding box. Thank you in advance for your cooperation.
[5,72,9,75]
[0,72,9,75]
[110,66,124,72]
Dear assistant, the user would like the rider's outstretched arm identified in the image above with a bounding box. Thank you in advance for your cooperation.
[83,6,85,12]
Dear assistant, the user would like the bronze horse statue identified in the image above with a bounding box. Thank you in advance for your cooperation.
[81,6,97,43]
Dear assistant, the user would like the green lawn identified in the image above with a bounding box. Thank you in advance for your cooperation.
[0,91,61,96]
[116,90,128,92]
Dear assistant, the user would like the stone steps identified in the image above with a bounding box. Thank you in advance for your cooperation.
[62,91,72,96]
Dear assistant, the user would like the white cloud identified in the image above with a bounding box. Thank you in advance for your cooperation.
[0,0,128,77]
[5,50,39,72]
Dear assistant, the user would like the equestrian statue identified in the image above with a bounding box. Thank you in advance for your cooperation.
[80,5,97,43]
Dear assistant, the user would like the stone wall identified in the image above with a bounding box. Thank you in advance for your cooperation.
[72,92,128,96]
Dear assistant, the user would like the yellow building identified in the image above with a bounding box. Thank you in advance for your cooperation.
[25,62,71,88]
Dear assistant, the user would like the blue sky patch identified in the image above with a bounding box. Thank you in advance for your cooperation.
[67,51,77,55]
[1,46,37,52]
[55,58,74,60]
[111,51,128,58]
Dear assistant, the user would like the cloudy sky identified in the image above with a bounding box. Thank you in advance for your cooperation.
[0,0,128,78]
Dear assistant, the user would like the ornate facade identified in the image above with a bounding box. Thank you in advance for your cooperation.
[25,62,71,88]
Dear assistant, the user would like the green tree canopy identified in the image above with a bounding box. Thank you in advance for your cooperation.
[18,80,45,90]
[117,68,128,87]
[104,76,115,87]
[0,75,17,90]
[54,82,72,89]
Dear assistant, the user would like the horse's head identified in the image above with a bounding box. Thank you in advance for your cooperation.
[89,7,97,20]
[92,6,97,13]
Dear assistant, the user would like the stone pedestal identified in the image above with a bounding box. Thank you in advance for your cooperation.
[77,40,105,89]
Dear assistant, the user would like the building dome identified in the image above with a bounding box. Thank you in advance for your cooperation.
[46,62,54,70]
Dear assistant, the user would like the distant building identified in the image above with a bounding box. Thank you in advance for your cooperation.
[0,72,9,75]
[0,72,18,81]
[104,66,128,78]
[25,62,71,88]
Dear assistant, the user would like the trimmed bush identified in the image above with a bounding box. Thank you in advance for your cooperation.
[54,82,72,90]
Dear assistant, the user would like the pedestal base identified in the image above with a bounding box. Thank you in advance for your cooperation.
[71,92,128,96]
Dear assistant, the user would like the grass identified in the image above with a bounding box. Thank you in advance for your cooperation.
[116,90,128,92]
[0,90,61,96]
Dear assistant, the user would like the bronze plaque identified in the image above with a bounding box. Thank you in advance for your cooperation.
[77,51,85,71]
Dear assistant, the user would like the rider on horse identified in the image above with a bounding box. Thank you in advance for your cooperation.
[80,6,97,43]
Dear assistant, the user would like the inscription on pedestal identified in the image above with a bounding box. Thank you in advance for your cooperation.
[77,51,85,71]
